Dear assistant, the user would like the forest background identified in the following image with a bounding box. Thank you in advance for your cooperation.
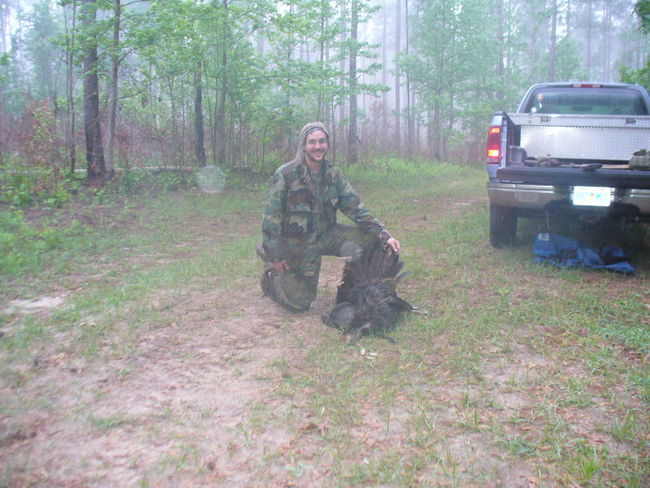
[0,0,649,192]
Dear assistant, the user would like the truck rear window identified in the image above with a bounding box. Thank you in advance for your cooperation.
[524,87,649,115]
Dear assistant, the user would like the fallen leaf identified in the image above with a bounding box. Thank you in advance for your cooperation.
[524,475,538,487]
[299,422,319,433]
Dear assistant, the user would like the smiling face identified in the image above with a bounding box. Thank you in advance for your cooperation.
[304,130,329,165]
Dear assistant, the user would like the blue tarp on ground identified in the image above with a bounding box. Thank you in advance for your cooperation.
[533,233,636,275]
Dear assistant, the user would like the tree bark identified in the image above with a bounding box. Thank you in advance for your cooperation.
[317,0,327,115]
[603,0,612,80]
[548,0,557,81]
[216,49,227,167]
[394,0,401,153]
[381,0,388,134]
[194,65,206,167]
[0,0,11,53]
[64,0,77,174]
[347,0,358,165]
[106,0,120,179]
[82,0,106,186]
[338,2,347,140]
[586,0,592,78]
[497,0,505,103]
[215,0,229,167]
[405,0,413,156]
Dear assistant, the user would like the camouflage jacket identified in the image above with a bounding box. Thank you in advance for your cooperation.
[261,160,391,263]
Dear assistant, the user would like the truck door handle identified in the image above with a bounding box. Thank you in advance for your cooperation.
[625,118,637,125]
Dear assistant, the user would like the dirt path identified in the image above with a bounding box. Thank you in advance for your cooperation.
[2,257,352,487]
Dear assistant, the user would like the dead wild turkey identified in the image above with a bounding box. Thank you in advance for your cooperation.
[321,241,413,343]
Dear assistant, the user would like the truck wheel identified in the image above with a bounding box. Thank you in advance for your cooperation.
[489,204,517,248]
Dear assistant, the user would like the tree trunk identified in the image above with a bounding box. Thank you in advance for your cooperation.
[82,0,106,186]
[0,0,11,53]
[426,109,434,159]
[215,0,229,167]
[347,0,358,165]
[548,0,557,81]
[432,96,441,160]
[317,0,327,115]
[168,77,179,166]
[586,0,592,78]
[216,49,227,167]
[381,0,388,134]
[394,0,401,153]
[106,0,120,178]
[602,0,611,80]
[194,65,206,167]
[64,0,77,174]
[497,0,505,103]
[338,2,347,138]
[405,0,413,156]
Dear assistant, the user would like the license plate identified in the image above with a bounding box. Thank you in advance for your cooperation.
[571,186,613,207]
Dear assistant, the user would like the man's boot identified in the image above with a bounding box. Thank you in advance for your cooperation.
[260,268,277,296]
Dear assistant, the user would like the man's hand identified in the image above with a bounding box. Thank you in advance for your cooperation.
[386,237,401,253]
[270,260,289,273]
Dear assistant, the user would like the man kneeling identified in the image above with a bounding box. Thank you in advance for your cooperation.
[258,122,400,312]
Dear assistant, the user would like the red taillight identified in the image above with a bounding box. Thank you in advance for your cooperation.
[572,83,601,88]
[487,126,501,163]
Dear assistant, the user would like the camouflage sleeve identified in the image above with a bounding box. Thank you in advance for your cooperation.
[261,169,288,262]
[335,170,392,243]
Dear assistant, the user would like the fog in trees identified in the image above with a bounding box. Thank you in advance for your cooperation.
[0,0,648,181]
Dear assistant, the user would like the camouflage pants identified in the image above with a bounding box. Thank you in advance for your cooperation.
[259,224,378,312]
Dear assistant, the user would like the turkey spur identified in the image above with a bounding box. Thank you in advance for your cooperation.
[321,241,413,343]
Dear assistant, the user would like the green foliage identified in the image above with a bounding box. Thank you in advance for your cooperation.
[248,0,385,141]
[0,163,76,209]
[97,169,196,199]
[1,172,35,207]
[636,0,650,34]
[618,1,649,91]
[620,59,650,92]
[23,0,65,99]
[2,0,648,176]
[401,0,500,159]
[0,100,72,208]
[552,37,587,81]
[0,51,9,84]
[0,210,69,279]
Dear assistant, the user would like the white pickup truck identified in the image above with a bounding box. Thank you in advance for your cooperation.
[486,82,650,248]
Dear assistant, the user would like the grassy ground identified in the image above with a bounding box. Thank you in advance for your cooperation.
[0,159,648,487]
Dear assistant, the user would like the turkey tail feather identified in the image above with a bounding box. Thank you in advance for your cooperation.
[325,240,414,342]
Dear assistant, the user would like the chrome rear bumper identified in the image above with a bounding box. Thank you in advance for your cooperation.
[487,181,650,216]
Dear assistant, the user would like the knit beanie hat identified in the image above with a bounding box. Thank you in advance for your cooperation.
[289,122,330,165]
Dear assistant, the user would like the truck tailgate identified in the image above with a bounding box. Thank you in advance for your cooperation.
[509,113,650,161]
[497,166,650,189]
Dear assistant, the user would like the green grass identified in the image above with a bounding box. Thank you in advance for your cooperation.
[1,158,648,487]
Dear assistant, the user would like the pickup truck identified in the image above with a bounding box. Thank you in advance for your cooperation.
[486,82,650,248]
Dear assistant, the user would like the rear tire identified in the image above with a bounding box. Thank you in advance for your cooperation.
[490,204,517,248]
